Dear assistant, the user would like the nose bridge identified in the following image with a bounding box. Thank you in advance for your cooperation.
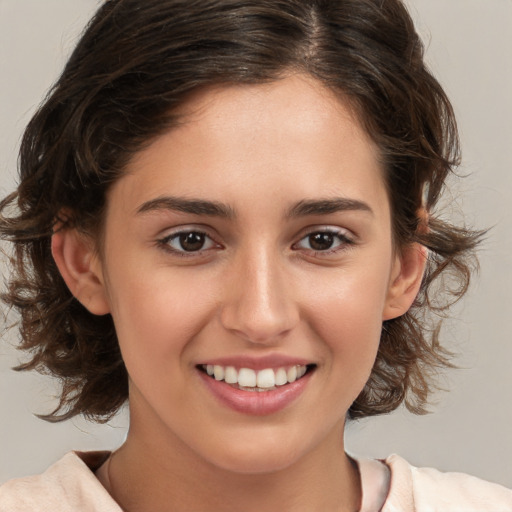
[220,243,298,344]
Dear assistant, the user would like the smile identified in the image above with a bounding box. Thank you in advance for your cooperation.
[201,364,311,391]
[197,362,316,415]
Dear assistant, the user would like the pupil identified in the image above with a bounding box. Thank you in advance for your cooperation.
[180,232,205,251]
[309,233,334,251]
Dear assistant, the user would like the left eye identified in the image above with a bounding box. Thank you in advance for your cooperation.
[294,230,350,252]
[163,231,217,253]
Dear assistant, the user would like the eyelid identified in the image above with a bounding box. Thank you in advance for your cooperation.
[156,225,223,256]
[292,225,356,255]
[296,225,354,242]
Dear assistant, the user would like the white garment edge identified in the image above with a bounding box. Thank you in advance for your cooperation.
[355,456,391,512]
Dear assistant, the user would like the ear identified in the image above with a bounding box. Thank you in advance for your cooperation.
[382,243,427,321]
[51,227,110,315]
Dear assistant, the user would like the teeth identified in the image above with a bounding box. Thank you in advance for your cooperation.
[256,368,275,388]
[202,364,310,390]
[238,368,257,387]
[275,368,288,386]
[224,366,238,384]
[287,366,297,383]
[213,365,224,381]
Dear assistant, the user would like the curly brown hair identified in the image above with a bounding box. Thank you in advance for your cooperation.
[0,0,482,422]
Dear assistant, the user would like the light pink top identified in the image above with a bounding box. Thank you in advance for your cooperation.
[1,451,511,511]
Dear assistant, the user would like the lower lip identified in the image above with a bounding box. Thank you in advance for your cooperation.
[198,369,313,416]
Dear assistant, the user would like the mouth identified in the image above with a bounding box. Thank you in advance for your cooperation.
[197,363,316,392]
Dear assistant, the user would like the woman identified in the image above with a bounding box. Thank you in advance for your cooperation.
[1,0,511,510]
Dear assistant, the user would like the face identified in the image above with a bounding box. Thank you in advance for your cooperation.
[87,75,414,474]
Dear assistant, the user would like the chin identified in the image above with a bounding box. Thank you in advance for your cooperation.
[200,433,306,475]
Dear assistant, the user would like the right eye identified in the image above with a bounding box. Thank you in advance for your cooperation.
[159,230,218,254]
[292,227,355,256]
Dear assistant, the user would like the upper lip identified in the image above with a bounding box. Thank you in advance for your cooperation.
[196,354,314,371]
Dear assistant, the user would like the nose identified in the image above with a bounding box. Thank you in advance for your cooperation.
[219,249,299,345]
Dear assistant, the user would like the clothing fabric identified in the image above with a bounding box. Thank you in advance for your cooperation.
[357,457,391,511]
[1,451,511,511]
[382,454,512,511]
[0,452,119,512]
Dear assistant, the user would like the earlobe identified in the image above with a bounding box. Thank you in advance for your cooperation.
[51,227,110,316]
[382,243,427,321]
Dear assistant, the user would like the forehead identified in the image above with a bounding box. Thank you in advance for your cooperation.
[113,74,388,221]
[173,74,363,142]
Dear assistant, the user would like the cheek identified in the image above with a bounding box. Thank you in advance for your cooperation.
[104,268,219,417]
[303,278,386,415]
[300,261,391,366]
[105,264,215,363]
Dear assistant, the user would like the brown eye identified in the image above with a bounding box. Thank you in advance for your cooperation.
[163,231,216,253]
[294,229,352,254]
[308,232,335,251]
[179,232,206,251]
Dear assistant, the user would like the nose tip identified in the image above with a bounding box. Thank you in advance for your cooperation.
[220,302,295,345]
[222,310,291,345]
[219,258,299,345]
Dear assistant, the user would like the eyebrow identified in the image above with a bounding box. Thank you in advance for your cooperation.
[136,195,373,219]
[286,198,373,218]
[137,196,235,218]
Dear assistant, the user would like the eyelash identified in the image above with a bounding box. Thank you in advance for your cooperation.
[157,229,221,258]
[156,227,355,258]
[292,228,355,256]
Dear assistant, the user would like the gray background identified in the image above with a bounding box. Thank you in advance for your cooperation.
[1,0,511,487]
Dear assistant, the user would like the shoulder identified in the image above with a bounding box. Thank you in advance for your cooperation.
[0,451,121,512]
[383,453,512,512]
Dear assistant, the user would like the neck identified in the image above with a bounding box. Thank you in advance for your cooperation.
[99,410,361,512]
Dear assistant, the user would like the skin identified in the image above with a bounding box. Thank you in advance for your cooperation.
[53,74,425,511]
